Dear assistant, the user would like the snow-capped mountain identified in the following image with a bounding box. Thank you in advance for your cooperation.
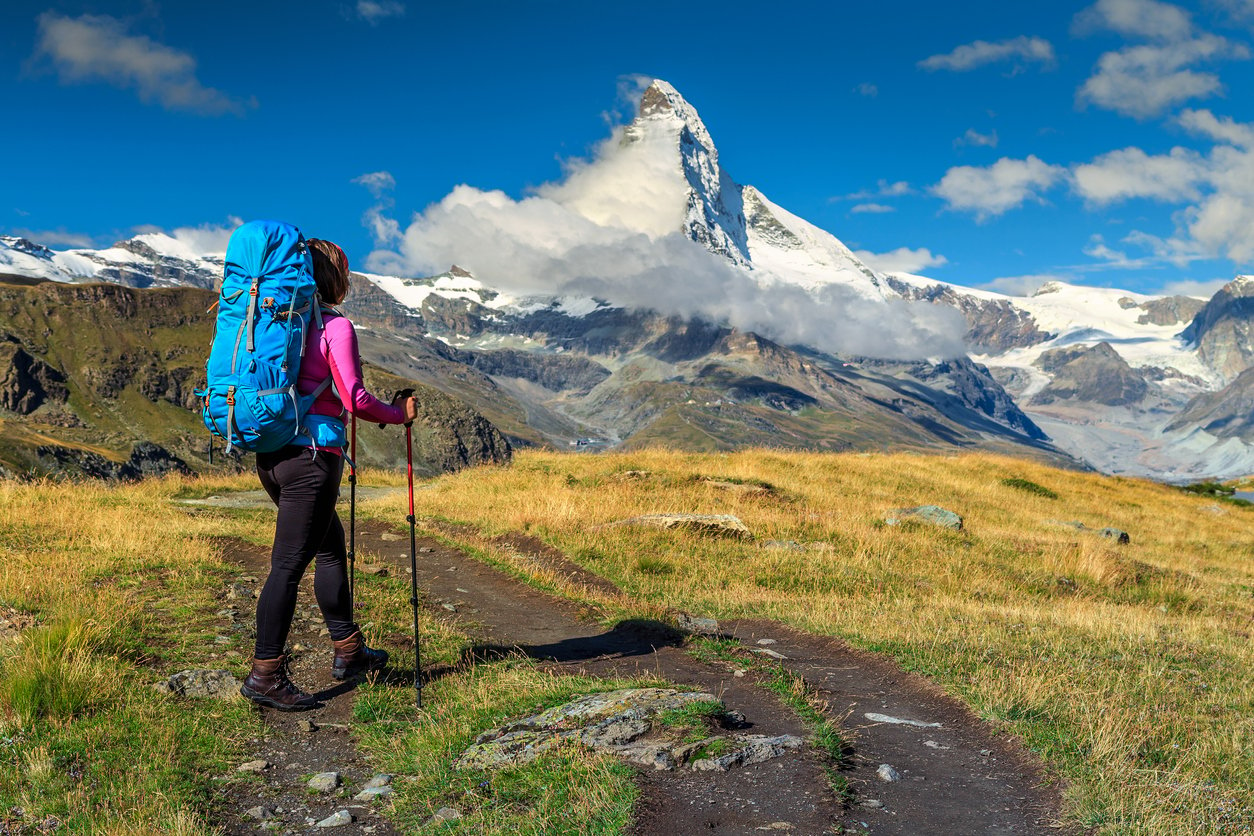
[6,79,1254,481]
[583,80,895,300]
[0,233,221,288]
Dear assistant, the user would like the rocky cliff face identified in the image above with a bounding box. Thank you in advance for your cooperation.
[0,338,67,414]
[1129,295,1206,326]
[1180,276,1254,382]
[884,276,1052,353]
[0,279,513,480]
[1032,343,1148,406]
[900,356,1047,440]
[1166,366,1254,440]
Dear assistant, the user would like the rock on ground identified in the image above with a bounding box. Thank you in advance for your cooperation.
[156,669,240,699]
[690,735,806,772]
[316,809,352,828]
[676,613,721,636]
[1044,519,1131,544]
[884,505,963,531]
[308,772,341,793]
[877,763,902,782]
[236,759,270,773]
[456,688,808,776]
[616,514,753,539]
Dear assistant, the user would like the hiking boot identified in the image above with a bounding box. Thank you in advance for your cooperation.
[331,631,388,681]
[240,656,320,711]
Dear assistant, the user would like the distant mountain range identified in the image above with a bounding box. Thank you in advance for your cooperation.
[4,80,1252,482]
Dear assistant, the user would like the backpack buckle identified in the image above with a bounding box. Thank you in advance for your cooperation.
[226,385,236,406]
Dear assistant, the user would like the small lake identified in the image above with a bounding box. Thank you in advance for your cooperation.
[1235,491,1254,503]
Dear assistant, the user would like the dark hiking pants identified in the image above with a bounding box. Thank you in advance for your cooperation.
[253,446,356,660]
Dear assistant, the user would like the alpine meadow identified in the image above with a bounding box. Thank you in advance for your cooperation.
[5,1,1254,834]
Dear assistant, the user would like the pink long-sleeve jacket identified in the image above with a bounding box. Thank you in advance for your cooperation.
[299,312,406,439]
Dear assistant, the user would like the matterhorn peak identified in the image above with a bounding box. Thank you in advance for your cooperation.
[633,80,717,162]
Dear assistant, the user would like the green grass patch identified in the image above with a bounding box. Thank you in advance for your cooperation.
[689,638,849,792]
[354,660,655,835]
[1000,477,1059,499]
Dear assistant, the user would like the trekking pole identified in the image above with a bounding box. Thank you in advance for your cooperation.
[382,388,421,708]
[404,418,422,709]
[347,413,357,611]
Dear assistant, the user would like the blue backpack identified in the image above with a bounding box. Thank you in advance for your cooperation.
[200,220,332,453]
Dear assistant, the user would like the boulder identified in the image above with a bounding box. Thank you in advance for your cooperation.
[884,505,963,531]
[616,514,752,539]
[676,613,721,636]
[456,688,807,775]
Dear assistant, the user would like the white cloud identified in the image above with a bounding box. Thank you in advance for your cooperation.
[932,156,1067,220]
[168,218,242,255]
[353,171,401,246]
[918,36,1055,72]
[356,1,405,24]
[1074,0,1193,41]
[365,126,966,361]
[31,13,249,116]
[1157,277,1231,297]
[1073,2,1248,119]
[853,246,948,274]
[5,227,96,248]
[1178,108,1254,148]
[854,82,878,97]
[839,180,913,201]
[850,203,895,214]
[955,128,999,148]
[1072,146,1207,204]
[978,274,1062,296]
[1216,0,1254,19]
[353,171,396,198]
[1077,35,1246,118]
[1067,114,1254,266]
[537,126,689,238]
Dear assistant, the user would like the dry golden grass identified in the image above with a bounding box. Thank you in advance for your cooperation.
[358,449,1254,836]
[0,474,262,833]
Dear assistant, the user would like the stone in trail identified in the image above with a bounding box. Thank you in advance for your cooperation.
[455,688,803,775]
[689,734,806,772]
[236,759,270,773]
[244,805,275,820]
[676,613,721,636]
[316,810,352,828]
[864,712,942,729]
[307,772,341,793]
[877,764,902,782]
[354,785,394,802]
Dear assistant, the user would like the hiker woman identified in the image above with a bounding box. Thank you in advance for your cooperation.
[241,239,417,711]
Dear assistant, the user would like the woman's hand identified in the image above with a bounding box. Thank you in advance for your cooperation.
[391,390,418,423]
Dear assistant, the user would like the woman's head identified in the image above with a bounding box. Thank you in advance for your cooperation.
[308,238,350,304]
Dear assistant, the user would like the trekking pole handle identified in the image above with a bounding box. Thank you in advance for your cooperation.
[381,388,416,429]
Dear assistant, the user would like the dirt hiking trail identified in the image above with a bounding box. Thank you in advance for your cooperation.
[356,520,1069,835]
[209,508,1071,835]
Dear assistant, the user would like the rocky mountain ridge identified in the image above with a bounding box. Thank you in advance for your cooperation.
[5,79,1254,480]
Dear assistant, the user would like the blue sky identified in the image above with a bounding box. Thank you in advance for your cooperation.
[3,0,1254,296]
